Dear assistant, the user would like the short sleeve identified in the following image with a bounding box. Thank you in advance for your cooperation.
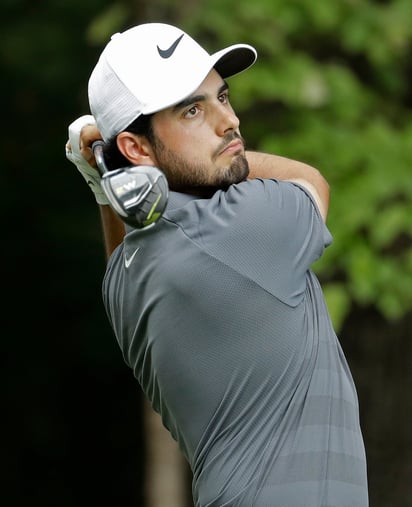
[175,178,332,306]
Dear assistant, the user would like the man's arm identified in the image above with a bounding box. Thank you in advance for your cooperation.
[99,205,126,259]
[75,124,127,258]
[95,151,330,259]
[66,119,126,258]
[67,118,330,259]
[246,151,330,222]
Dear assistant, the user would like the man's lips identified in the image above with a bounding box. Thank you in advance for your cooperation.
[220,139,244,156]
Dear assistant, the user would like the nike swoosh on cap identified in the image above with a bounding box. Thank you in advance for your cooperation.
[157,34,184,59]
[124,247,140,268]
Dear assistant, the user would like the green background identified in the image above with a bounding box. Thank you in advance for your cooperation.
[3,0,411,505]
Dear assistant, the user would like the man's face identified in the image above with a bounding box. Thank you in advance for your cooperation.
[149,69,249,192]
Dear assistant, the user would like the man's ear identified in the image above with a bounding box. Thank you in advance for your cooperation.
[116,132,155,166]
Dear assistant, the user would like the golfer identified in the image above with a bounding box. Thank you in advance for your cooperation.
[66,22,368,506]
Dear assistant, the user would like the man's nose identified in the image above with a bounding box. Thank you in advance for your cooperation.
[215,105,240,136]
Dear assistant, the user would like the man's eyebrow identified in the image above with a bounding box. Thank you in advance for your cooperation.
[173,81,229,112]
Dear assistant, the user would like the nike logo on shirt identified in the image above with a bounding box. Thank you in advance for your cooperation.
[124,247,140,268]
[157,34,184,58]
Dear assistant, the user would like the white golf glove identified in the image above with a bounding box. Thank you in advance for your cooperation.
[65,115,109,205]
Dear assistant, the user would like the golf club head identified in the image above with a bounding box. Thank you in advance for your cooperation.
[101,166,168,228]
[92,141,169,228]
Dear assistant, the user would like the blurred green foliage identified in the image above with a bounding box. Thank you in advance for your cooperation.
[70,0,412,330]
[180,0,412,330]
[4,0,411,334]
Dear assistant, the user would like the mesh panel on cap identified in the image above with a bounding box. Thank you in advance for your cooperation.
[89,56,145,142]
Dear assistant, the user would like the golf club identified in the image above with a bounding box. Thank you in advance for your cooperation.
[92,140,169,228]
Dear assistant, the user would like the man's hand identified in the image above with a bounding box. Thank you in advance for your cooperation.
[65,115,108,205]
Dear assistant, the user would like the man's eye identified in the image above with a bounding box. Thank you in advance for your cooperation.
[219,92,229,103]
[184,106,198,118]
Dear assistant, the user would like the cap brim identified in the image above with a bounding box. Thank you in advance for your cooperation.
[212,44,257,79]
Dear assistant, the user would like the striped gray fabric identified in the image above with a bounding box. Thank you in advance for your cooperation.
[103,179,368,506]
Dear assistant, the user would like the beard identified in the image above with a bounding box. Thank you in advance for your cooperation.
[150,132,250,195]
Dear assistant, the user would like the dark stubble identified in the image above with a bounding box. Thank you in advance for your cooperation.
[150,131,250,194]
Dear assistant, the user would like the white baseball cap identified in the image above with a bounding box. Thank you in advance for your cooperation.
[88,23,257,142]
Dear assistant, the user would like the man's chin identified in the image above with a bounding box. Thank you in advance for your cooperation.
[227,154,250,183]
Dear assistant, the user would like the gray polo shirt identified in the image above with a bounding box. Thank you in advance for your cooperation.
[103,178,368,506]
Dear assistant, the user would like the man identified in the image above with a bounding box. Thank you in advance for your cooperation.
[66,22,368,506]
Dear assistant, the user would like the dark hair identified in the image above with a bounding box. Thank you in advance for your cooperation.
[103,113,155,170]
